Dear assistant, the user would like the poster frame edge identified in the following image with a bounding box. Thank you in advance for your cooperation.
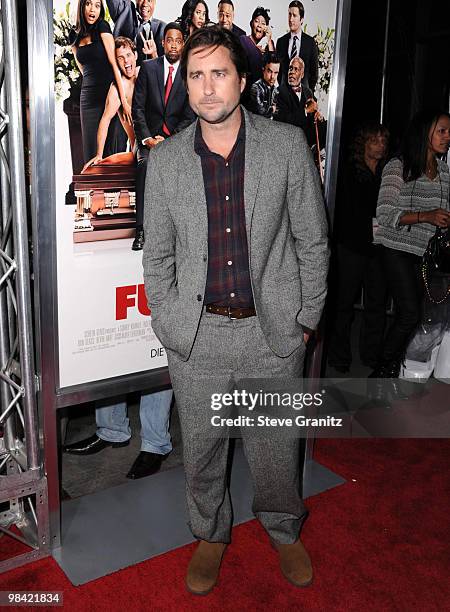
[30,0,171,412]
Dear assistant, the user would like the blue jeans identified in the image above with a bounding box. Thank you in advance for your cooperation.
[96,390,173,454]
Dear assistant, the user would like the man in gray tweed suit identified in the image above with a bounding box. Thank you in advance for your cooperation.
[142,26,329,595]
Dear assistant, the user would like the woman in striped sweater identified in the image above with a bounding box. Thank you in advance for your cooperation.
[372,109,450,378]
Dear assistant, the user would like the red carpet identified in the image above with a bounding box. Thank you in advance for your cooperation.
[0,439,449,611]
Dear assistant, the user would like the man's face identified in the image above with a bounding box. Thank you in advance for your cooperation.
[115,45,137,79]
[262,62,280,87]
[186,44,246,125]
[217,2,234,30]
[288,7,303,33]
[162,28,184,63]
[288,58,304,87]
[137,0,155,21]
[365,133,388,161]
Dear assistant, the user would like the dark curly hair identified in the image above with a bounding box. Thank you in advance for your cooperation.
[350,121,389,171]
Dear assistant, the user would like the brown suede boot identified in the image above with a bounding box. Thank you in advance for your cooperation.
[186,541,227,595]
[272,538,313,587]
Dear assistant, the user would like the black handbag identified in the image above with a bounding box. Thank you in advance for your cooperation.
[422,227,450,304]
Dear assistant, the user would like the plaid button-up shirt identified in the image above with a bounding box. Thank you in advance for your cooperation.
[194,116,254,308]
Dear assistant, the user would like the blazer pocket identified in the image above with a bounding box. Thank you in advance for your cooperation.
[275,273,301,284]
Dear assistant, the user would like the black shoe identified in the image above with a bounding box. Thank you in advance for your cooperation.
[369,359,402,379]
[63,434,130,455]
[126,451,168,479]
[367,359,408,408]
[368,366,384,378]
[132,229,145,251]
[367,377,409,408]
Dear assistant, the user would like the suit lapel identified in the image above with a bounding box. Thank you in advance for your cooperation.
[242,109,264,234]
[299,33,307,59]
[156,57,165,107]
[292,88,300,108]
[282,34,289,61]
[180,122,208,242]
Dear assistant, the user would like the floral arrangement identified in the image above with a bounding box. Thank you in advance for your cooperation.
[303,24,335,95]
[54,3,81,101]
[313,25,335,95]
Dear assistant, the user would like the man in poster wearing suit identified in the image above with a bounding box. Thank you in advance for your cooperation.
[248,51,280,119]
[106,0,166,64]
[131,22,195,250]
[275,56,326,148]
[142,27,328,595]
[276,0,318,91]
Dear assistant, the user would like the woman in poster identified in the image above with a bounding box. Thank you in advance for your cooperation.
[177,0,210,39]
[69,0,132,163]
[240,6,275,89]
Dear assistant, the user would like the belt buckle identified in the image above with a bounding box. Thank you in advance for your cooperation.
[227,305,238,320]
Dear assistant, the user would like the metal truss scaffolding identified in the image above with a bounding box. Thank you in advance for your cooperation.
[0,0,49,572]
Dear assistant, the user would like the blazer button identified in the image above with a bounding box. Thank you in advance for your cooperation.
[203,256,207,262]
[197,294,202,301]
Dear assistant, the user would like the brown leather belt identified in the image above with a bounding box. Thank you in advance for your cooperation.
[205,304,256,319]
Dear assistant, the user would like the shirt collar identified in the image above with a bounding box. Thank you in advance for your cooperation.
[138,13,152,25]
[164,57,179,72]
[194,110,245,157]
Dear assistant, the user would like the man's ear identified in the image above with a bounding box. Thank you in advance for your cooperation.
[240,75,247,94]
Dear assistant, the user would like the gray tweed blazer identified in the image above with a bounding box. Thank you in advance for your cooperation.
[142,108,329,359]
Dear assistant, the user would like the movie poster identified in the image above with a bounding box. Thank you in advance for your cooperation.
[53,0,337,389]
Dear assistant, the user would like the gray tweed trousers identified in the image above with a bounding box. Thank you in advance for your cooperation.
[166,311,308,545]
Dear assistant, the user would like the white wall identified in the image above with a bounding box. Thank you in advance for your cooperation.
[55,0,337,44]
